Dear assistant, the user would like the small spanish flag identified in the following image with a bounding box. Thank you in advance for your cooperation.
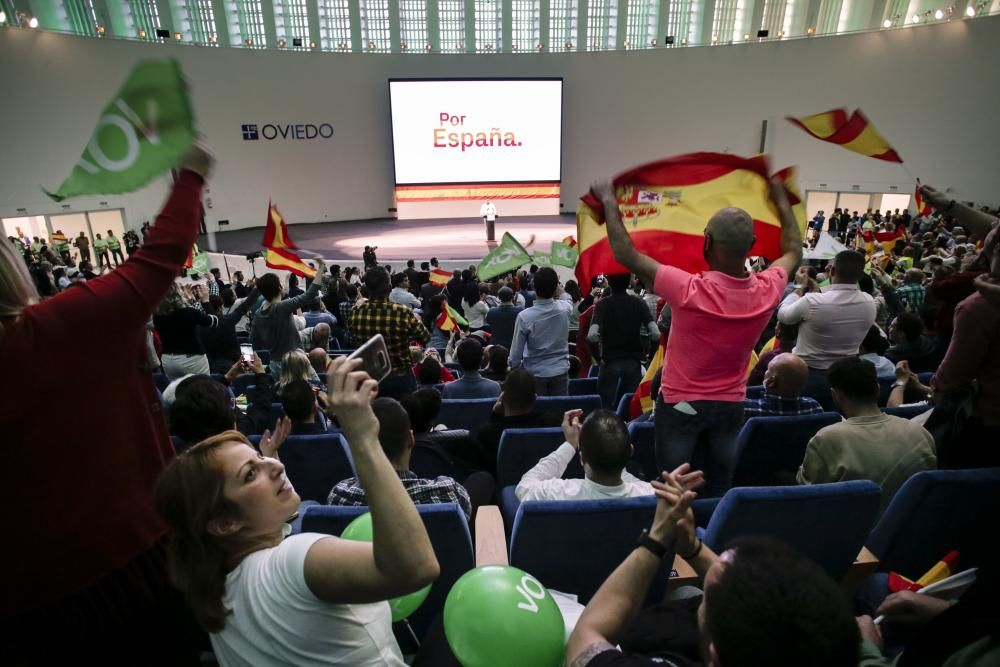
[787,109,903,163]
[888,551,959,593]
[50,231,68,243]
[183,243,199,269]
[915,180,932,217]
[562,235,578,248]
[629,335,666,418]
[262,202,315,279]
[429,268,451,286]
[435,303,468,332]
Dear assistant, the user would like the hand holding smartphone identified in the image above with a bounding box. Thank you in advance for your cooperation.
[347,334,392,383]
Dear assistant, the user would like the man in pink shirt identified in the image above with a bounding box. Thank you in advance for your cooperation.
[591,179,802,496]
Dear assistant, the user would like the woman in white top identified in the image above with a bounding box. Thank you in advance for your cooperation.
[463,282,489,331]
[154,357,439,667]
[858,325,896,379]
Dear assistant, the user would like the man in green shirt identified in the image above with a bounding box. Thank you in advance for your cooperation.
[30,237,43,256]
[106,230,125,266]
[93,233,110,271]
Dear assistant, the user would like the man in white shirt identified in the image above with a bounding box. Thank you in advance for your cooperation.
[777,250,876,409]
[515,409,703,502]
[389,273,422,312]
[480,200,498,242]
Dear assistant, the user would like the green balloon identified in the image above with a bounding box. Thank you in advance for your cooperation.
[340,512,431,622]
[444,566,565,667]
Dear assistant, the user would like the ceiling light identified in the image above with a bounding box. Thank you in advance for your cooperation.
[966,5,976,16]
[245,38,252,46]
[883,18,893,27]
[400,42,407,50]
[174,32,182,41]
[806,26,815,34]
[28,16,38,28]
[911,14,920,23]
[0,11,8,24]
[96,24,105,34]
[681,37,688,45]
[138,28,146,38]
[935,9,944,19]
[208,34,217,44]
[425,43,432,51]
[277,38,286,47]
[778,30,785,36]
[744,33,750,40]
[650,39,656,46]
[309,40,316,48]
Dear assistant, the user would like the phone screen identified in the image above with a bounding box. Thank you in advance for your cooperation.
[240,344,254,362]
[347,334,392,382]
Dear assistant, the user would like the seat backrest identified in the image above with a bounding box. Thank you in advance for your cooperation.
[255,349,271,365]
[626,421,659,481]
[152,373,170,393]
[588,365,600,378]
[301,503,473,638]
[745,385,765,399]
[616,393,635,420]
[497,427,584,489]
[569,377,599,396]
[509,497,673,604]
[883,404,931,419]
[535,394,602,417]
[703,480,882,580]
[438,398,496,432]
[269,403,286,428]
[731,412,842,487]
[866,468,1000,578]
[410,444,465,481]
[253,433,356,503]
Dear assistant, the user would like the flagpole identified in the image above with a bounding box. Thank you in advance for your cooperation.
[899,163,918,183]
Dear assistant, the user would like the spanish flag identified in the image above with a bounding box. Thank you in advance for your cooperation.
[262,202,316,279]
[183,243,199,269]
[435,303,468,332]
[787,109,903,163]
[562,235,578,248]
[576,153,806,288]
[429,268,451,286]
[629,334,665,418]
[874,229,906,255]
[915,180,932,217]
[888,551,959,593]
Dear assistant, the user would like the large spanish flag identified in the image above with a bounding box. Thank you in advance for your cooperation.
[787,109,903,163]
[262,202,316,278]
[575,153,805,288]
[429,268,451,286]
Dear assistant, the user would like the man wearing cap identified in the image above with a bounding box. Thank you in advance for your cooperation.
[592,178,802,497]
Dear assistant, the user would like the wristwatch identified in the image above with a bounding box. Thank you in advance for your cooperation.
[636,529,668,559]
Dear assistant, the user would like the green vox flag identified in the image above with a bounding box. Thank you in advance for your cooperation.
[478,232,532,281]
[550,241,579,268]
[45,59,196,202]
[533,252,553,267]
[189,252,210,276]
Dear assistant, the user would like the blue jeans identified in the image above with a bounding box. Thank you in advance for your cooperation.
[654,397,745,498]
[597,359,643,410]
[535,373,569,397]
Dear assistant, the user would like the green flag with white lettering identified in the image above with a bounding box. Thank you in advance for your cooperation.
[550,241,579,268]
[45,59,196,202]
[533,252,553,267]
[478,232,532,281]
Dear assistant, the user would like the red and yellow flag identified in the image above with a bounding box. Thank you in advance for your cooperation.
[262,202,315,278]
[575,153,806,288]
[874,229,906,255]
[435,303,468,332]
[429,268,451,286]
[787,109,903,163]
[915,180,932,217]
[629,335,666,418]
[183,243,199,269]
[562,235,578,248]
[889,551,959,593]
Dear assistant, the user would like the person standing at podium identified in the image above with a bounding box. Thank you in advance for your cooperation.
[480,200,498,242]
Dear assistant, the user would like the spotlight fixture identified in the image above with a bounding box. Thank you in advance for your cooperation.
[806,26,815,34]
[0,10,6,24]
[338,41,346,48]
[368,41,375,49]
[425,43,432,51]
[28,16,38,28]
[537,43,544,50]
[743,33,750,40]
[757,29,769,38]
[966,5,976,16]
[934,9,944,19]
[96,24,105,34]
[778,30,785,37]
[512,43,518,50]
[400,42,407,50]
[245,37,253,46]
[277,38,286,47]
[208,34,217,44]
[680,37,688,45]
[565,41,573,49]
[712,34,719,43]
[911,14,920,23]
[650,38,656,46]
[665,35,675,45]
[138,28,146,38]
[156,28,170,38]
[883,18,893,27]
[174,32,182,41]
[309,40,316,48]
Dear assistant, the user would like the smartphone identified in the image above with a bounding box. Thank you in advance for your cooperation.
[240,344,254,362]
[347,333,392,383]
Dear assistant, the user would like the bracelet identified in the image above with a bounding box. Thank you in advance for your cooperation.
[680,538,703,560]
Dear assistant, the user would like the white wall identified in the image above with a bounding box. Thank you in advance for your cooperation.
[2,17,999,232]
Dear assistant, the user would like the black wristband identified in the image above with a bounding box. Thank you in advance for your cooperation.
[636,529,668,559]
[680,538,703,560]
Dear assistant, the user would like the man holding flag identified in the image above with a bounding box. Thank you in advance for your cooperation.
[591,176,802,497]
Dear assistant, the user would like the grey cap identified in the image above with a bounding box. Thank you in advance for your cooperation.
[706,208,755,251]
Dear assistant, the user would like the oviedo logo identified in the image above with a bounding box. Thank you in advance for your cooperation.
[241,123,335,141]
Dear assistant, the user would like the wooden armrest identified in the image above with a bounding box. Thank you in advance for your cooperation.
[841,546,881,596]
[475,505,508,567]
[667,554,699,591]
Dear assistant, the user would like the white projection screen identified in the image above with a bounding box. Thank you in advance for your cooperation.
[389,79,563,185]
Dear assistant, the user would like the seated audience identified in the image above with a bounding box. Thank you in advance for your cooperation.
[515,410,683,501]
[278,349,324,394]
[858,325,896,379]
[481,344,509,382]
[743,353,823,418]
[389,272,422,310]
[885,312,938,373]
[281,379,337,435]
[474,368,562,472]
[308,347,332,376]
[747,321,799,386]
[797,357,936,513]
[441,338,501,399]
[154,358,439,665]
[566,468,860,667]
[328,397,473,519]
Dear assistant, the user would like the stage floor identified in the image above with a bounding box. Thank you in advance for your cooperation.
[203,215,577,261]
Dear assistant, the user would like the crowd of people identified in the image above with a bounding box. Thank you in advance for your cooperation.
[2,144,999,666]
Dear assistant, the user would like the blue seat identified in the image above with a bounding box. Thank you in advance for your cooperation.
[269,403,286,427]
[616,392,635,420]
[438,398,496,432]
[866,468,1000,579]
[301,503,473,638]
[916,371,933,385]
[699,481,882,580]
[731,412,842,487]
[535,394,601,417]
[228,373,256,397]
[497,427,585,523]
[883,404,931,419]
[509,497,674,604]
[569,377,599,395]
[587,365,600,378]
[746,385,765,399]
[152,373,169,393]
[626,421,659,482]
[250,433,355,503]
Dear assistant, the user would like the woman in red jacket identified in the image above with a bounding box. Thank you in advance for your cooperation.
[0,146,213,665]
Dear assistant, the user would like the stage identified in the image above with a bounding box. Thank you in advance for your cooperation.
[201,214,577,262]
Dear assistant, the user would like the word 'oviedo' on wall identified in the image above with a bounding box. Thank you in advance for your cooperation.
[241,123,335,141]
[433,112,522,152]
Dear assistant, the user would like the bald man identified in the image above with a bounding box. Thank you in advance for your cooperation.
[593,178,803,497]
[744,353,824,418]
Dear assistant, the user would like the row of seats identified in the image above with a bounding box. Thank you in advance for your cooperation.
[299,468,1000,640]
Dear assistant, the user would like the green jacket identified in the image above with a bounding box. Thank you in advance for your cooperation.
[107,235,121,250]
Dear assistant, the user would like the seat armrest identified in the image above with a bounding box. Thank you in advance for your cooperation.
[668,554,700,592]
[475,505,509,567]
[841,547,881,596]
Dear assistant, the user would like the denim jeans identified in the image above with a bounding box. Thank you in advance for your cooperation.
[654,397,745,498]
[597,359,643,410]
[535,373,569,397]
